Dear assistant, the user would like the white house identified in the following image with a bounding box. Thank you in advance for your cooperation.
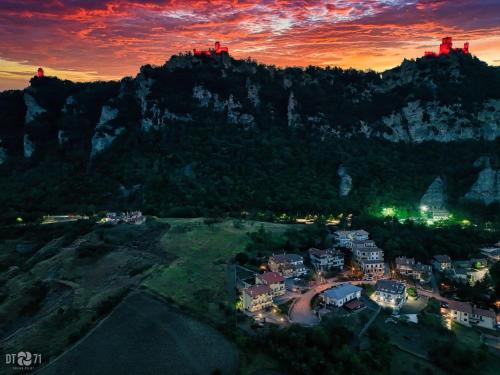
[352,241,384,262]
[359,259,385,277]
[308,248,344,271]
[255,272,286,297]
[322,283,362,307]
[447,300,497,330]
[374,280,406,310]
[451,259,489,286]
[333,229,370,248]
[268,253,307,278]
[395,256,432,282]
[241,285,274,312]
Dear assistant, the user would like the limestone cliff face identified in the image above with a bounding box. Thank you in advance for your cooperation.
[378,100,500,143]
[420,176,446,209]
[287,92,301,128]
[337,165,352,197]
[465,168,500,205]
[22,92,47,158]
[192,85,255,127]
[90,105,123,158]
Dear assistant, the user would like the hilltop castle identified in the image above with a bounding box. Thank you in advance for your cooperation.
[424,37,469,57]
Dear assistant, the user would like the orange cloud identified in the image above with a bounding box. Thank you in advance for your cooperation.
[0,0,499,90]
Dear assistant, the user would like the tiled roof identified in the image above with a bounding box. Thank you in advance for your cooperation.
[244,284,272,297]
[256,272,284,284]
[376,279,405,295]
[448,300,497,319]
[473,306,497,319]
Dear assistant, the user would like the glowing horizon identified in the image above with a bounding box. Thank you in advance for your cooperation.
[1,0,499,91]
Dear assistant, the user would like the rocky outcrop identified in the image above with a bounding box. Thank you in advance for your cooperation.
[465,168,500,205]
[287,92,301,128]
[420,176,446,209]
[23,134,34,158]
[193,85,255,127]
[380,101,489,143]
[90,105,124,158]
[337,165,352,197]
[246,79,260,108]
[23,92,46,123]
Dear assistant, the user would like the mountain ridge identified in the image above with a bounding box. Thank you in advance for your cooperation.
[0,51,500,218]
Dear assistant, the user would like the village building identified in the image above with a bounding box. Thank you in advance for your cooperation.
[359,259,385,278]
[480,244,500,263]
[395,256,432,282]
[351,240,385,278]
[451,259,489,286]
[333,229,369,248]
[352,240,383,261]
[374,280,407,310]
[321,283,362,308]
[432,254,452,271]
[241,284,273,312]
[255,272,286,297]
[268,253,308,278]
[308,248,344,271]
[446,300,497,330]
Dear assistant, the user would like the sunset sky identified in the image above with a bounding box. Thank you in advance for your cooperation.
[1,0,499,91]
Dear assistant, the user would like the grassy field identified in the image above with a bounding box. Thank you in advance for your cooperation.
[390,350,446,375]
[142,218,296,321]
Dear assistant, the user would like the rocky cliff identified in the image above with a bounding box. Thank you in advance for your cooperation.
[465,167,500,205]
[1,51,499,165]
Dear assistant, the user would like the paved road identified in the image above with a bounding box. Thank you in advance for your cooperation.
[289,279,376,326]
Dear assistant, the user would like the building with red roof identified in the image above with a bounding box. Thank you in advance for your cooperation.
[446,300,497,330]
[255,272,286,297]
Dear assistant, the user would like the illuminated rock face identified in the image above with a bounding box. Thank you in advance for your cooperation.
[466,168,500,205]
[420,177,446,210]
[338,165,352,197]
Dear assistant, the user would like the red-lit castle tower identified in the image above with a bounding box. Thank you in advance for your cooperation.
[193,41,229,57]
[424,37,470,57]
[37,67,44,78]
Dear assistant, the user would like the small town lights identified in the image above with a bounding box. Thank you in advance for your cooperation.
[420,205,429,213]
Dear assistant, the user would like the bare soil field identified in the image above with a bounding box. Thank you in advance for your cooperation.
[37,292,239,375]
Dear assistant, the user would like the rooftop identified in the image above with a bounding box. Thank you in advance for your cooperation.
[243,284,272,298]
[323,283,362,300]
[308,247,342,257]
[352,239,377,248]
[376,279,406,295]
[270,253,303,263]
[395,256,415,266]
[256,272,284,284]
[433,254,451,263]
[447,300,496,319]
